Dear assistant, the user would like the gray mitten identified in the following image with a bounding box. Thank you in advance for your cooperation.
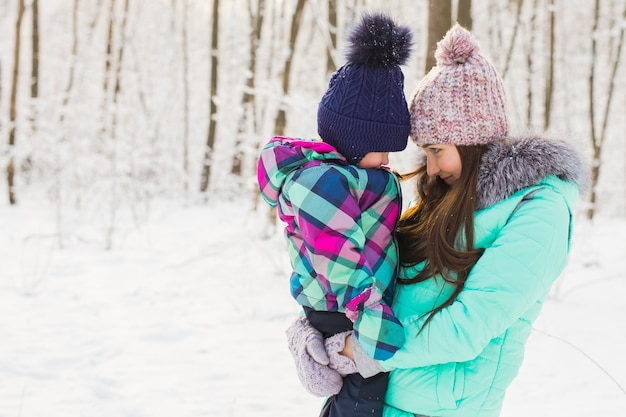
[325,331,358,376]
[285,316,343,397]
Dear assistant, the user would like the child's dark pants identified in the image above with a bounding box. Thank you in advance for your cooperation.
[304,307,388,417]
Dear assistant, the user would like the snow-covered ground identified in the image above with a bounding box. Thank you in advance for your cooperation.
[1,198,624,416]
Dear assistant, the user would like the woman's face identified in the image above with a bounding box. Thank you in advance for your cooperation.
[422,144,462,185]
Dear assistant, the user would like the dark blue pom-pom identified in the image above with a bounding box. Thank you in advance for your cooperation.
[346,13,413,68]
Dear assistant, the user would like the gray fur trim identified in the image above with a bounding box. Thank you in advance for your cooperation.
[475,134,590,209]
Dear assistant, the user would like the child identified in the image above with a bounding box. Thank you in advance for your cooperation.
[257,12,412,417]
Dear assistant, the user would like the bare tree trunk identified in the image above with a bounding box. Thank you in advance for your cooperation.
[18,0,40,185]
[587,0,626,219]
[264,0,306,227]
[501,0,524,80]
[30,0,39,122]
[88,0,105,39]
[457,0,472,30]
[0,62,2,148]
[101,0,116,138]
[55,0,81,248]
[588,0,601,220]
[200,0,219,193]
[273,0,306,136]
[425,0,452,73]
[543,0,555,129]
[99,0,116,244]
[231,0,266,177]
[487,2,502,62]
[525,0,539,127]
[7,0,25,205]
[105,0,130,249]
[111,0,129,130]
[182,0,190,192]
[326,0,338,76]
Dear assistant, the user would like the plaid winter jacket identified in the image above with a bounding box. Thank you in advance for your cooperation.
[257,136,404,360]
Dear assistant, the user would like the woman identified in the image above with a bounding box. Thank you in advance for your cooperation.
[286,24,589,417]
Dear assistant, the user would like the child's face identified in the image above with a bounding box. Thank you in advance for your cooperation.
[421,144,462,185]
[357,152,390,169]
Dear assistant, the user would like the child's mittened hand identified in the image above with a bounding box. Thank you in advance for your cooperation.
[285,316,343,397]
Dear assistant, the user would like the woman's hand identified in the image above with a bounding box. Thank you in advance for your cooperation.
[325,331,358,375]
[341,333,355,360]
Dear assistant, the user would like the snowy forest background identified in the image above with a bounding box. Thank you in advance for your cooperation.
[1,0,625,241]
[0,0,625,416]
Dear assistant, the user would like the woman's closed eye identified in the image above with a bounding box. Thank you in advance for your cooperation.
[427,146,441,155]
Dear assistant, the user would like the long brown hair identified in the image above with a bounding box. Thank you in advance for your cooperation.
[396,144,489,332]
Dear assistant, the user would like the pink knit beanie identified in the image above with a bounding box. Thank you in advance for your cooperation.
[409,24,508,146]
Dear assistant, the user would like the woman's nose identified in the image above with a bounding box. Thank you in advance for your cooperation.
[426,157,439,177]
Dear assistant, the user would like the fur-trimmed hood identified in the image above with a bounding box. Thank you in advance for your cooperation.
[474,134,589,209]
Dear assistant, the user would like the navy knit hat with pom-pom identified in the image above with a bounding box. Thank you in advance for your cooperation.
[318,13,413,164]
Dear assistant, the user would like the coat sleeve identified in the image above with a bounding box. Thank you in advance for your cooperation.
[382,187,572,369]
[286,166,404,360]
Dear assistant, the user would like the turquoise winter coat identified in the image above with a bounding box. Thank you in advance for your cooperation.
[379,136,588,417]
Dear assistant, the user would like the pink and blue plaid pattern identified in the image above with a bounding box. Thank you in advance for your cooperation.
[257,136,404,360]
